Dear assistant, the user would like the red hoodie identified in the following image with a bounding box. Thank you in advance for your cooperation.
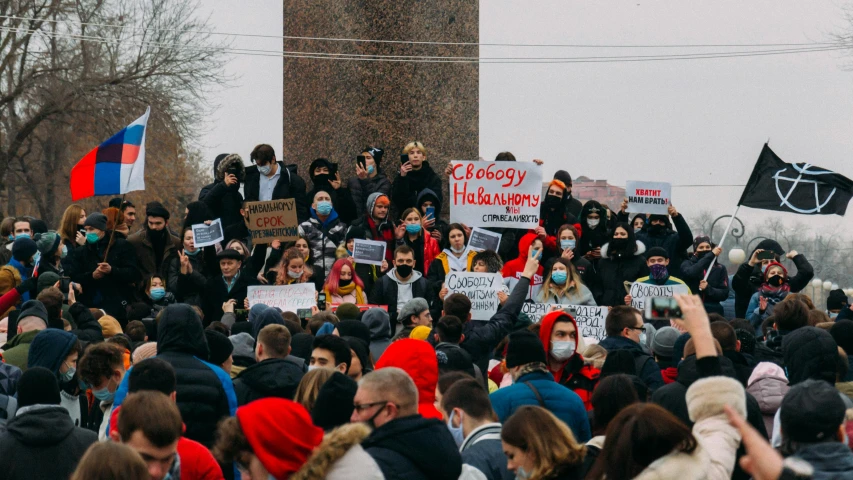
[538,311,600,410]
[374,338,443,420]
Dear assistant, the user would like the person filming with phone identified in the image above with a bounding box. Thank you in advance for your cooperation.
[349,146,392,218]
[731,239,814,318]
[391,141,443,218]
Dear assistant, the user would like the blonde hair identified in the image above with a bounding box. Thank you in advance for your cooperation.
[539,259,585,302]
[294,367,335,412]
[71,442,149,480]
[501,406,586,479]
[403,141,428,157]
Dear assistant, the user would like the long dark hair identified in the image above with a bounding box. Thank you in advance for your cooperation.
[591,374,639,436]
[587,403,697,479]
[606,222,637,258]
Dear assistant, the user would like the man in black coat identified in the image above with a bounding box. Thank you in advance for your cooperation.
[354,368,462,480]
[243,144,309,223]
[194,248,259,325]
[634,205,693,270]
[390,144,443,220]
[201,153,246,238]
[69,213,140,324]
[0,367,97,479]
[732,239,814,319]
[233,324,303,406]
[368,246,429,329]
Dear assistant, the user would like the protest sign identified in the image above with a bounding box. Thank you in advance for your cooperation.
[626,181,672,215]
[245,199,298,244]
[520,304,608,340]
[352,239,386,266]
[191,219,224,248]
[248,284,316,312]
[450,161,543,229]
[468,227,502,253]
[444,272,503,320]
[629,282,690,310]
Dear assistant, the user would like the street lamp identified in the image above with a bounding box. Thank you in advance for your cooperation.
[811,278,823,302]
[824,281,833,291]
[728,248,746,265]
[832,283,839,291]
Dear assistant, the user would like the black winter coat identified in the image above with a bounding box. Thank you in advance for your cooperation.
[634,214,693,268]
[154,304,236,447]
[363,415,462,480]
[680,253,730,305]
[732,253,814,318]
[167,252,208,306]
[596,242,649,307]
[368,270,429,328]
[243,162,310,222]
[348,171,392,218]
[0,406,97,480]
[68,235,140,323]
[390,162,443,219]
[196,271,259,326]
[233,358,304,406]
[68,302,105,343]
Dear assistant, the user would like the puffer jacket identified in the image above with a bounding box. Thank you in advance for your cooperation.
[538,311,600,410]
[112,304,236,447]
[363,414,462,480]
[291,423,384,480]
[200,153,246,235]
[374,339,441,420]
[233,358,304,406]
[745,362,789,437]
[298,208,347,277]
[596,241,649,306]
[348,170,392,218]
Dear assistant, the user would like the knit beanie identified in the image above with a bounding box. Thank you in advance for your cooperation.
[672,332,692,362]
[132,342,159,364]
[505,330,547,369]
[553,170,572,186]
[335,303,361,321]
[692,235,712,251]
[645,246,669,261]
[229,332,256,360]
[828,289,849,311]
[17,367,60,407]
[735,329,756,355]
[781,379,846,443]
[651,327,680,358]
[311,372,358,431]
[18,300,49,326]
[84,213,108,231]
[204,330,234,365]
[236,398,324,478]
[34,232,61,256]
[36,272,60,294]
[336,320,371,346]
[409,326,431,341]
[11,237,37,262]
[99,316,122,338]
[145,201,170,220]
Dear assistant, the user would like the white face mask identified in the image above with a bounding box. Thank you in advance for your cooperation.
[258,164,272,176]
[550,340,576,361]
[587,219,600,228]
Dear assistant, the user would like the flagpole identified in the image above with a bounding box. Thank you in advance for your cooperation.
[703,205,741,281]
[102,194,126,261]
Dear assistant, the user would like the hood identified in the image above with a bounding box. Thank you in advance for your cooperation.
[363,415,462,479]
[675,355,740,388]
[251,307,285,339]
[237,359,302,398]
[783,327,838,385]
[215,153,246,182]
[792,442,853,476]
[600,240,646,258]
[7,406,76,446]
[515,232,539,261]
[362,308,391,341]
[416,188,442,212]
[746,374,789,415]
[27,329,77,375]
[365,192,389,222]
[748,361,788,386]
[290,333,314,361]
[374,339,442,419]
[387,268,423,285]
[539,311,579,361]
[157,304,209,358]
[229,332,256,359]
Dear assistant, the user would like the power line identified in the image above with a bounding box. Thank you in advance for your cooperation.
[0,13,840,49]
[2,25,849,64]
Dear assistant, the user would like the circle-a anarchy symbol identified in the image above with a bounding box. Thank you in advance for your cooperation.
[772,163,837,214]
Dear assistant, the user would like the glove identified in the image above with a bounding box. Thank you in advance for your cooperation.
[15,276,37,295]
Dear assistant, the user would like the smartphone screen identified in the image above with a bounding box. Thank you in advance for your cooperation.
[317,293,327,311]
[757,251,776,261]
[644,297,682,320]
[400,154,409,164]
[425,206,435,219]
[356,155,366,169]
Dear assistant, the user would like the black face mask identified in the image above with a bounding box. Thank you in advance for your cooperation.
[544,195,562,209]
[648,224,665,235]
[339,278,352,287]
[610,238,630,252]
[695,250,712,259]
[314,173,332,185]
[768,275,785,287]
[396,264,413,277]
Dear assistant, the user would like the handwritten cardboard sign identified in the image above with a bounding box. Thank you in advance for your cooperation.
[444,272,503,320]
[450,161,543,229]
[248,284,316,313]
[626,181,672,215]
[629,282,689,310]
[245,199,299,244]
[520,303,608,340]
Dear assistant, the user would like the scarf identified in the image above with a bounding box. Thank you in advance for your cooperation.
[512,362,550,382]
[325,282,366,304]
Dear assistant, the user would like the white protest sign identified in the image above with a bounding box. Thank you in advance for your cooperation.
[191,219,224,248]
[450,161,543,229]
[248,284,316,313]
[520,304,608,341]
[352,239,386,266]
[444,272,503,320]
[629,282,689,310]
[626,181,672,215]
[467,227,502,253]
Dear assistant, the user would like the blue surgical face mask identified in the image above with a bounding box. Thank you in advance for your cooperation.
[516,467,532,480]
[150,287,166,301]
[446,411,464,447]
[14,233,29,240]
[93,380,115,403]
[61,245,68,258]
[761,264,768,274]
[85,232,100,244]
[551,270,568,284]
[257,164,272,176]
[367,165,375,175]
[405,223,422,235]
[560,239,576,251]
[184,248,200,256]
[316,201,333,216]
[60,364,76,383]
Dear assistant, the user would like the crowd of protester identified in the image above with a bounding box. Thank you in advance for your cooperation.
[0,142,848,479]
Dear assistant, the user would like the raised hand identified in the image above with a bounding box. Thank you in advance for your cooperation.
[522,247,540,279]
[356,162,368,180]
[400,162,413,177]
[759,296,768,312]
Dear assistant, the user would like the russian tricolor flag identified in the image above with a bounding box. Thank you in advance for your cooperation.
[70,107,149,201]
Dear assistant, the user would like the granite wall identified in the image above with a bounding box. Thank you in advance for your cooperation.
[283,1,478,215]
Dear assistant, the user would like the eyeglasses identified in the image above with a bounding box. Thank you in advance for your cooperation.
[353,401,389,413]
[627,326,645,332]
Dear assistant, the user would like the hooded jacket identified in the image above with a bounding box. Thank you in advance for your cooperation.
[115,304,236,447]
[789,442,853,480]
[362,308,392,361]
[26,329,83,426]
[634,214,693,270]
[291,423,384,480]
[374,339,442,420]
[391,160,443,219]
[732,240,814,318]
[299,207,347,277]
[201,154,246,235]
[597,240,649,306]
[538,311,600,410]
[1,329,41,372]
[598,335,664,392]
[233,358,304,406]
[368,268,429,327]
[745,362,789,436]
[416,188,449,246]
[348,168,392,219]
[244,161,310,222]
[783,327,839,385]
[362,414,462,480]
[501,233,544,301]
[0,405,97,479]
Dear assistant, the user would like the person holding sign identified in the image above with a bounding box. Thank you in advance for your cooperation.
[391,142,443,218]
[348,193,397,264]
[679,236,729,316]
[626,247,692,308]
[274,247,310,286]
[339,226,386,293]
[426,224,477,296]
[400,207,440,275]
[298,190,348,277]
[538,259,596,306]
[323,258,367,305]
[195,248,259,325]
[596,224,649,307]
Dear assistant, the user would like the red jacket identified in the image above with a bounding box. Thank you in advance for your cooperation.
[501,233,544,280]
[375,339,443,420]
[110,406,224,480]
[538,311,600,411]
[421,233,441,271]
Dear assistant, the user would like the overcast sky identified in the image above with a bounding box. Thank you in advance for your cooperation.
[195,0,853,236]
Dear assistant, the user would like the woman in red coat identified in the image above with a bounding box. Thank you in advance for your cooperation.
[399,207,440,275]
